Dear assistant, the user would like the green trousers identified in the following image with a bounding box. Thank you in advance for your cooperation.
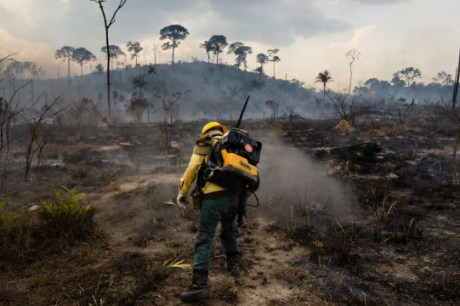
[192,192,240,271]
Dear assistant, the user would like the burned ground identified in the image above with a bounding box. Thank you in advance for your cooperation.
[0,118,459,306]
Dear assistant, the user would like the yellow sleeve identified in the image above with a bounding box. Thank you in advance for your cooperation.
[179,153,205,195]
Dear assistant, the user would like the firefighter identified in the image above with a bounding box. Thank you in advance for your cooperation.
[177,121,241,302]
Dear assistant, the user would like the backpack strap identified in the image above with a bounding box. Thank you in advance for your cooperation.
[193,137,212,155]
[193,135,221,155]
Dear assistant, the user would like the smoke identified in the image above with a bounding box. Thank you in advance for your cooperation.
[255,138,358,222]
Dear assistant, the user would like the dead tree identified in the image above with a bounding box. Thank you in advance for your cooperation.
[154,89,189,151]
[265,100,280,121]
[396,99,415,125]
[346,49,360,95]
[0,81,33,180]
[327,91,359,122]
[90,0,127,119]
[24,94,62,181]
[453,49,460,110]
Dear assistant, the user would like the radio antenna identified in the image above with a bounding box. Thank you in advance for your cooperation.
[236,95,250,128]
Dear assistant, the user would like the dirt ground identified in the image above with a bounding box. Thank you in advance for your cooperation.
[0,119,459,306]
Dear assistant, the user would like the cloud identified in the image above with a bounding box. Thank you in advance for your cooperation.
[196,0,350,45]
[346,25,376,48]
[0,0,349,50]
[0,26,54,68]
[348,0,410,5]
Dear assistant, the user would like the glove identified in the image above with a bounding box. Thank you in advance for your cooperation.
[177,193,188,207]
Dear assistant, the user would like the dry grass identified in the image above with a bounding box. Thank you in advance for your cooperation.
[367,185,419,243]
[0,201,35,263]
[212,276,239,304]
[276,264,307,286]
[310,221,360,266]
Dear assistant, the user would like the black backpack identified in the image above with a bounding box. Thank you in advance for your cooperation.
[203,128,262,192]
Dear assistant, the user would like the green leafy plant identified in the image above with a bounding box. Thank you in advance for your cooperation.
[38,187,98,247]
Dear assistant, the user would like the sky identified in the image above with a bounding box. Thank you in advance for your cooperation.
[0,0,459,90]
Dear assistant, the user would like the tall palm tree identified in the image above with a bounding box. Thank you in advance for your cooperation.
[316,70,333,106]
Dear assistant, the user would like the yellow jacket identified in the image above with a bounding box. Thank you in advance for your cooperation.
[179,136,225,195]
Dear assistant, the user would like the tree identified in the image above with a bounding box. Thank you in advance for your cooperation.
[228,42,252,70]
[101,45,125,69]
[55,46,75,82]
[453,50,460,110]
[208,35,228,64]
[393,67,422,87]
[265,100,280,121]
[433,71,454,86]
[23,61,39,100]
[95,63,104,74]
[200,40,213,63]
[327,92,359,122]
[71,97,101,126]
[391,74,405,87]
[24,94,63,181]
[227,42,243,56]
[154,89,189,150]
[159,24,189,64]
[126,41,143,67]
[0,54,15,80]
[4,60,25,80]
[227,42,244,68]
[90,0,128,119]
[132,74,147,96]
[237,46,253,70]
[267,48,280,78]
[72,47,96,76]
[393,67,422,101]
[126,93,148,123]
[255,53,269,77]
[0,81,33,182]
[315,70,333,106]
[346,48,360,94]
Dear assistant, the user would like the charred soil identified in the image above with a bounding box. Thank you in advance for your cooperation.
[0,119,459,306]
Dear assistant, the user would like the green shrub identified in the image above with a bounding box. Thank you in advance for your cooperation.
[0,188,101,266]
[0,200,35,262]
[38,188,98,246]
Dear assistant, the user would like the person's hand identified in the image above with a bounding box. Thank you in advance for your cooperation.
[177,193,188,208]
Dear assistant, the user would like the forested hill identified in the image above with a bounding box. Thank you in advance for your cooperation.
[27,61,316,123]
[7,61,455,123]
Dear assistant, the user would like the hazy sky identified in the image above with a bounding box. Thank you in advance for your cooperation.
[0,0,459,90]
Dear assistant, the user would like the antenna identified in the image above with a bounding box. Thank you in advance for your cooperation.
[236,95,250,128]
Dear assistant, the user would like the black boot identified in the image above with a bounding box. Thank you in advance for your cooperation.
[226,252,240,277]
[181,270,210,302]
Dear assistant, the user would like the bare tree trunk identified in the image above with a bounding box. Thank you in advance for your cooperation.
[2,120,11,179]
[92,0,128,120]
[172,46,175,64]
[453,49,460,110]
[24,128,37,181]
[36,139,46,168]
[349,63,353,95]
[67,57,71,88]
[105,28,112,119]
[323,83,326,106]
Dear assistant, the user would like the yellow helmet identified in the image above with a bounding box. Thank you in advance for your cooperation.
[201,121,228,136]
